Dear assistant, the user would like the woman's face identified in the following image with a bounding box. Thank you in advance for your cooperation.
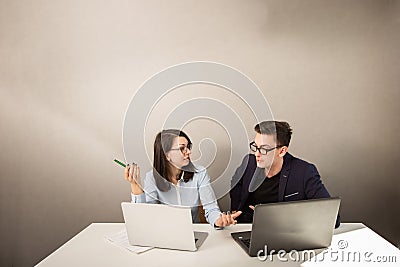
[166,136,192,169]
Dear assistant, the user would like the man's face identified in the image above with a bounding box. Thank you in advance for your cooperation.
[253,133,280,170]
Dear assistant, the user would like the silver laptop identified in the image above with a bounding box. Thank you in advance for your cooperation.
[121,202,208,251]
[231,198,341,257]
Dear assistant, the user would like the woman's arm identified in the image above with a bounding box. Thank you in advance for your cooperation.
[125,164,159,204]
[197,168,241,227]
[197,169,221,226]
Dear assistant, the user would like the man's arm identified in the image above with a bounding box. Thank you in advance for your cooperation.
[303,164,330,199]
[230,155,252,211]
[304,164,341,228]
[230,168,243,211]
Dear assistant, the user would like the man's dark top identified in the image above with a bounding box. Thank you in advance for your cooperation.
[240,171,280,223]
[230,153,341,228]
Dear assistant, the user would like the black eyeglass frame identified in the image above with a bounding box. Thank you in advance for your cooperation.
[249,141,283,155]
[169,143,193,154]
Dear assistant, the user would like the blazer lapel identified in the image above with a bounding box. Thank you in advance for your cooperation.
[278,153,292,202]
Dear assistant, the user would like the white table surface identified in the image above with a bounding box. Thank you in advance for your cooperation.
[36,223,399,267]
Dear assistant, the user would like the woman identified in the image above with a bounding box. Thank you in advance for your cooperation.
[125,129,241,227]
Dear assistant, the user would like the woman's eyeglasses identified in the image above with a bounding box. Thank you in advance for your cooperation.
[170,143,193,154]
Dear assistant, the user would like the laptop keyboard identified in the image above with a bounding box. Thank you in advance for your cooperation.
[241,238,251,248]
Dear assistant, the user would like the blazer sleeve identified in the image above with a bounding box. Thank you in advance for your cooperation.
[303,164,331,199]
[230,155,251,211]
[304,164,341,228]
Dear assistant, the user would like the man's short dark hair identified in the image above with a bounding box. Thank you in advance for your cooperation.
[254,121,293,147]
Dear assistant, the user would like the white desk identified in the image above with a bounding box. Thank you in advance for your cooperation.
[36,223,399,267]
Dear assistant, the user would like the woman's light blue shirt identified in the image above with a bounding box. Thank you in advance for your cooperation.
[131,166,221,226]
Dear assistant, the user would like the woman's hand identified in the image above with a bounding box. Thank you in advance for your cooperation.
[214,211,242,227]
[124,163,144,195]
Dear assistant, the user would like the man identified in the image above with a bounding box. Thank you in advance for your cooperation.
[230,121,340,228]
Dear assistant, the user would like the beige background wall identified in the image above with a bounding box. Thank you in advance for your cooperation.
[1,0,399,266]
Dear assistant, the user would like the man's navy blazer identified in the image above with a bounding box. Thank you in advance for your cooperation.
[230,153,341,228]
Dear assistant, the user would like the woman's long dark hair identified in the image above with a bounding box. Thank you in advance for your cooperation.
[153,129,196,191]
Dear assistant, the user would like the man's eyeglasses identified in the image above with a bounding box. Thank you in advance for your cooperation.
[170,143,192,154]
[249,141,282,155]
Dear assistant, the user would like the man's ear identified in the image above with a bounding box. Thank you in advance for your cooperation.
[278,146,288,157]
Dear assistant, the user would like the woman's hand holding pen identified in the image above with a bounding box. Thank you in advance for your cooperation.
[124,163,144,195]
[214,210,242,227]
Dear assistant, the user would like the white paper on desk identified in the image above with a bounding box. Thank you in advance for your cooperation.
[104,229,153,254]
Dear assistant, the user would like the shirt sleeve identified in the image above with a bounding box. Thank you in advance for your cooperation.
[197,169,221,226]
[130,172,159,204]
[131,192,146,203]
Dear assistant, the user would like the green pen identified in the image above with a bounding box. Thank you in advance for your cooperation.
[114,158,127,168]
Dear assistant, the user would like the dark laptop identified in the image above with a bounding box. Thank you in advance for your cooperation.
[231,198,341,257]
